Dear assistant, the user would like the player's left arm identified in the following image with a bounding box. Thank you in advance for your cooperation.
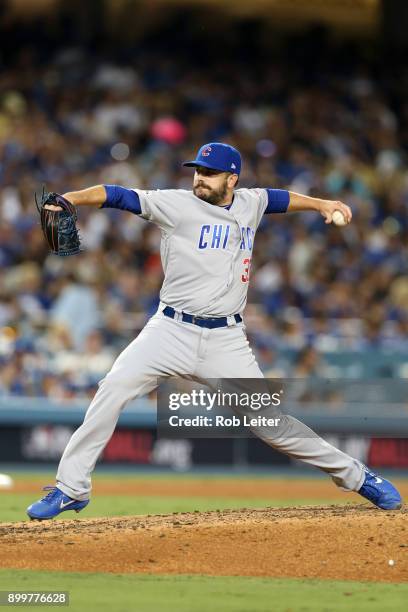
[286,191,352,224]
[263,188,351,225]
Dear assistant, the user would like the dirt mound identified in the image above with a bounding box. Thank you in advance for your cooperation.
[1,505,407,582]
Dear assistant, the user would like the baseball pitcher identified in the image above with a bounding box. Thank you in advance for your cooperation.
[28,142,402,519]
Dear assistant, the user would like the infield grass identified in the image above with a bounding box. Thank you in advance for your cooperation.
[2,493,348,523]
[0,570,406,612]
[0,492,343,523]
[0,471,351,523]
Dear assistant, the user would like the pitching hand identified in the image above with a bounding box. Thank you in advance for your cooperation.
[318,200,352,225]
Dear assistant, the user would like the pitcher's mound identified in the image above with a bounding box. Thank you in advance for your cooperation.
[1,505,407,582]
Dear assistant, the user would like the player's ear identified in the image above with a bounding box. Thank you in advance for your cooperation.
[228,173,239,188]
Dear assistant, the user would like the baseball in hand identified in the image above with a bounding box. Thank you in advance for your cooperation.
[332,210,347,226]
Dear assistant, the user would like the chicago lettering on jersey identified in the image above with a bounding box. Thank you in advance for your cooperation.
[240,226,255,251]
[198,224,231,249]
[197,224,254,250]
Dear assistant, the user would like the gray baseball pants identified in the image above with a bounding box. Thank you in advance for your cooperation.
[56,307,365,500]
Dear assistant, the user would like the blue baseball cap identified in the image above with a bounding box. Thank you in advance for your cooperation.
[183,142,241,175]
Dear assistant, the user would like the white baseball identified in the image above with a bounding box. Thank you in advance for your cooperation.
[0,473,13,489]
[332,210,347,226]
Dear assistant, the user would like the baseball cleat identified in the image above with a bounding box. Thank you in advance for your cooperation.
[26,486,89,520]
[358,469,402,510]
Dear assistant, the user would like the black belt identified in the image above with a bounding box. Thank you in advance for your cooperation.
[163,306,242,329]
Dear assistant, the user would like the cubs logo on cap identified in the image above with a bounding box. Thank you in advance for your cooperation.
[183,142,241,175]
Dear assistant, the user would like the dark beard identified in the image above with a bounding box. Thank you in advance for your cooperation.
[193,181,228,205]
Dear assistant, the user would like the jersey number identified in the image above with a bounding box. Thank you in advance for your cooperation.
[241,257,252,283]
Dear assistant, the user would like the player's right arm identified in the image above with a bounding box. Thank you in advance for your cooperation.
[44,185,141,213]
[63,185,108,208]
[45,185,137,210]
[46,185,180,232]
[44,185,109,211]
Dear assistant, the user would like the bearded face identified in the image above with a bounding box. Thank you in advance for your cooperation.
[192,167,233,205]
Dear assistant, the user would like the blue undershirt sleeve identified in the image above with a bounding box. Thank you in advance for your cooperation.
[264,189,290,214]
[101,185,142,215]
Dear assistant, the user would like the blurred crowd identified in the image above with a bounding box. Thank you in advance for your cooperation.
[1,39,408,398]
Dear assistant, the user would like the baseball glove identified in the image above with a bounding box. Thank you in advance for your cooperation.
[35,188,81,256]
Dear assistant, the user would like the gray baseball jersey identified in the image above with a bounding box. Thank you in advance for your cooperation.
[134,188,268,316]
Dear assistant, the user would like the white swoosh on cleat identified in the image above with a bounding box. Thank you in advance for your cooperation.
[60,499,77,509]
[375,477,383,484]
